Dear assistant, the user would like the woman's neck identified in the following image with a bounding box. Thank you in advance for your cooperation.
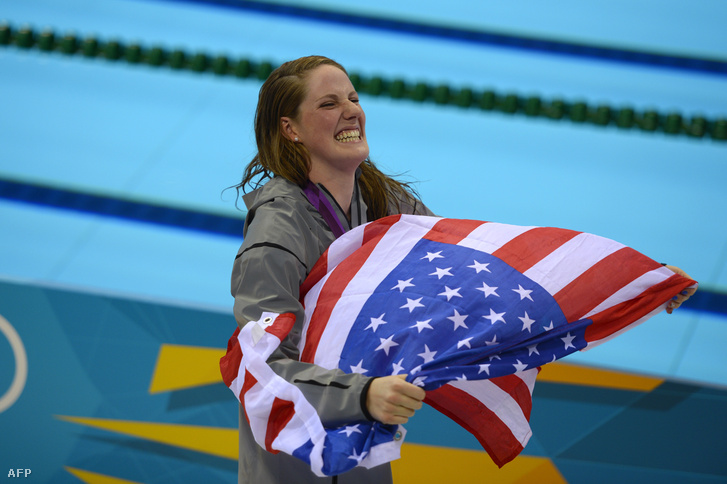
[308,169,355,218]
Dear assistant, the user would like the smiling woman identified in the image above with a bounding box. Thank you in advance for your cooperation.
[228,55,434,484]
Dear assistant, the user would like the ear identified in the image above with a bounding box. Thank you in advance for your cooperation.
[280,117,300,142]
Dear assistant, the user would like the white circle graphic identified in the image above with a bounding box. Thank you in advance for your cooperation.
[0,315,28,413]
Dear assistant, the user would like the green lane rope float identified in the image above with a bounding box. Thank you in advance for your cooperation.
[2,23,725,142]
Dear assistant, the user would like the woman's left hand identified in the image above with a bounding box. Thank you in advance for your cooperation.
[664,265,698,314]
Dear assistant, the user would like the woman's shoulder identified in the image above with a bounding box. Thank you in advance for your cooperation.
[242,176,308,211]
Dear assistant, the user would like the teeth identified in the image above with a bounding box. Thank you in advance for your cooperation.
[335,129,361,143]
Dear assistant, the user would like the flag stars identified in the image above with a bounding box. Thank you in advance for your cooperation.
[348,448,367,464]
[438,286,462,301]
[457,337,473,349]
[561,332,577,350]
[543,321,554,331]
[527,344,540,356]
[513,359,528,372]
[447,309,469,330]
[391,359,406,375]
[476,282,499,298]
[478,364,491,375]
[411,319,433,333]
[375,335,399,356]
[391,278,415,292]
[485,335,499,346]
[483,308,506,325]
[468,260,491,273]
[350,360,368,374]
[518,312,536,333]
[429,267,453,279]
[421,251,444,262]
[512,284,534,301]
[365,314,387,332]
[339,425,362,437]
[418,344,437,363]
[400,297,425,313]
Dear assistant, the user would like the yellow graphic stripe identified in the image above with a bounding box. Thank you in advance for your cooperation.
[149,344,225,393]
[57,415,238,460]
[64,466,142,484]
[538,361,663,392]
[392,443,566,483]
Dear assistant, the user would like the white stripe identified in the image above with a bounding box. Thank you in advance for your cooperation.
[308,216,441,370]
[238,320,329,476]
[449,371,535,446]
[457,222,535,253]
[524,232,624,294]
[583,267,673,319]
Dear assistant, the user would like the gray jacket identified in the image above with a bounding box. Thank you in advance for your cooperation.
[231,175,432,483]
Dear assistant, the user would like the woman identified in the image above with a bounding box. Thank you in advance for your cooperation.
[231,56,432,483]
[230,55,696,483]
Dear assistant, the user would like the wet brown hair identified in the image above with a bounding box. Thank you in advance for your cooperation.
[236,55,419,220]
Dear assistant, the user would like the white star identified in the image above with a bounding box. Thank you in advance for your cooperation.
[350,360,368,374]
[543,321,554,331]
[527,344,540,356]
[512,284,534,301]
[375,335,399,356]
[456,374,468,381]
[513,359,528,372]
[339,425,362,437]
[400,297,425,312]
[391,359,406,375]
[348,447,368,464]
[421,251,444,262]
[485,335,499,346]
[447,309,469,330]
[488,354,501,361]
[429,267,453,279]
[411,319,433,333]
[365,314,387,332]
[518,312,536,332]
[468,260,491,273]
[418,344,437,363]
[561,332,577,350]
[438,286,462,301]
[457,337,473,349]
[475,282,499,298]
[412,376,428,387]
[391,278,415,292]
[478,364,491,375]
[483,308,506,324]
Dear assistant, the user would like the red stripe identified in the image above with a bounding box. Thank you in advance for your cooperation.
[265,313,297,341]
[219,327,242,388]
[584,273,695,342]
[493,227,580,274]
[424,383,526,468]
[300,258,328,300]
[554,247,658,321]
[423,218,487,245]
[300,218,399,363]
[265,397,297,454]
[491,374,534,420]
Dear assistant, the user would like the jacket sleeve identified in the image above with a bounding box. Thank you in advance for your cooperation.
[231,198,374,427]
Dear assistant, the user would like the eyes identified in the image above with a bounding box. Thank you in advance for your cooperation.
[319,97,360,109]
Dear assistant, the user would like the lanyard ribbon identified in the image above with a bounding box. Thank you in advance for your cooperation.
[303,181,347,239]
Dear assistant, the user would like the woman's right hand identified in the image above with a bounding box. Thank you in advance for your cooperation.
[366,374,426,425]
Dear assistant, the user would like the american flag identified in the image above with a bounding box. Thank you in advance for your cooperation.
[221,215,696,476]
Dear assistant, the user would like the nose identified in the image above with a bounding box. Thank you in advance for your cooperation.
[343,100,363,118]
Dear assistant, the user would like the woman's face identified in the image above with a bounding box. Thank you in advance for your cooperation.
[283,64,369,178]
